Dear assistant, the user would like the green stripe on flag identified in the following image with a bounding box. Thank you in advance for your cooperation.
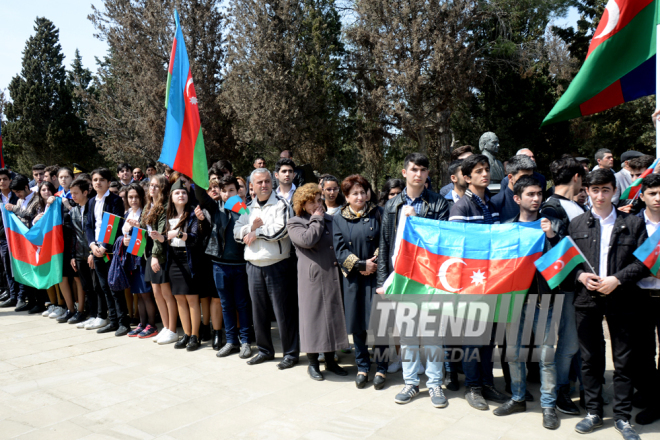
[651,256,660,277]
[165,73,172,108]
[12,253,63,290]
[137,232,147,257]
[191,127,209,190]
[547,254,584,290]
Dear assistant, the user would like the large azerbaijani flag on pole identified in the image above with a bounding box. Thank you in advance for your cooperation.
[1,198,63,289]
[159,10,209,190]
[542,0,660,125]
[385,217,546,319]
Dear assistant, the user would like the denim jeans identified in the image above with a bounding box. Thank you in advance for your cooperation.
[508,302,557,408]
[555,291,580,388]
[402,345,444,387]
[353,331,387,374]
[212,262,251,345]
[462,343,495,387]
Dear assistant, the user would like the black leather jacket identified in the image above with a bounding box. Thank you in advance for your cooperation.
[70,203,91,259]
[377,189,450,287]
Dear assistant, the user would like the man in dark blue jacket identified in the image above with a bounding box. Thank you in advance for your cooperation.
[85,168,130,336]
[492,155,536,222]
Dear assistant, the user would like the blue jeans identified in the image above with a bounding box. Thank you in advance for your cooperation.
[402,345,444,387]
[212,262,251,345]
[353,331,387,374]
[555,291,580,388]
[508,302,557,408]
[462,343,495,387]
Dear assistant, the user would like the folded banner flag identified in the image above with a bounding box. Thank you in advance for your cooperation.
[97,212,121,245]
[621,157,660,199]
[1,198,63,289]
[634,225,660,275]
[127,227,147,257]
[542,0,660,126]
[535,236,587,290]
[159,10,209,190]
[386,217,545,320]
[224,195,249,215]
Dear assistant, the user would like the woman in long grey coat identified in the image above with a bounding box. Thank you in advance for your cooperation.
[288,183,350,381]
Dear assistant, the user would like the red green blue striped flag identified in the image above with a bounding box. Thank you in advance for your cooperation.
[542,0,660,125]
[634,225,660,275]
[535,236,587,290]
[621,157,660,199]
[127,227,147,257]
[224,195,249,215]
[1,198,63,289]
[159,10,209,190]
[385,217,545,321]
[97,212,121,245]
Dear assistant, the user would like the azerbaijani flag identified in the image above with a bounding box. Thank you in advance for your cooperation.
[126,227,147,257]
[621,157,660,199]
[159,10,209,190]
[634,225,660,275]
[535,236,587,290]
[542,0,660,125]
[224,195,249,215]
[1,198,63,289]
[97,212,122,245]
[385,217,545,320]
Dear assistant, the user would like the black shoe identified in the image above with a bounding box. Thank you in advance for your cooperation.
[543,408,560,430]
[115,325,130,336]
[557,384,580,415]
[200,324,211,342]
[14,301,29,312]
[373,374,386,390]
[97,323,118,334]
[446,371,460,391]
[174,334,190,349]
[632,391,649,409]
[465,386,488,411]
[0,298,16,308]
[493,398,526,416]
[325,362,349,377]
[308,365,324,381]
[0,292,9,301]
[636,406,660,425]
[28,304,45,314]
[482,384,508,403]
[68,311,86,324]
[614,419,641,440]
[277,357,299,370]
[247,353,275,365]
[211,330,222,351]
[186,335,200,351]
[57,310,75,323]
[217,343,240,357]
[355,372,368,389]
[575,413,603,434]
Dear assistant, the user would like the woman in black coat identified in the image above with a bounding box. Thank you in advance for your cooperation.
[333,174,388,390]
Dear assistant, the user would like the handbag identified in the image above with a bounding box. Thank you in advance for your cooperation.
[108,239,131,291]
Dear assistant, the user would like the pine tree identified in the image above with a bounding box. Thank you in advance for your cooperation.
[4,17,79,172]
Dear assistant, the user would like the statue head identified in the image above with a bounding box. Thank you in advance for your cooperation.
[479,132,499,154]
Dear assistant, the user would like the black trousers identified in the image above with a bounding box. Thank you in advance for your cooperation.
[632,296,660,398]
[246,258,299,359]
[0,239,20,300]
[93,256,129,327]
[76,257,106,319]
[576,308,635,421]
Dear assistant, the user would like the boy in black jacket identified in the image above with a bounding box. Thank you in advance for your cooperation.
[569,169,647,440]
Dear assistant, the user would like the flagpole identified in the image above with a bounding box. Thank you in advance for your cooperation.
[657,23,660,158]
[568,236,597,275]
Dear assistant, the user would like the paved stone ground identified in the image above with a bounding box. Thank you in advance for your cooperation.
[1,309,659,440]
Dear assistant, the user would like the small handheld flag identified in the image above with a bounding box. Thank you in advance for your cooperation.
[97,212,122,245]
[224,195,249,215]
[634,226,660,276]
[126,227,148,257]
[535,236,587,290]
[159,10,209,190]
[621,157,660,200]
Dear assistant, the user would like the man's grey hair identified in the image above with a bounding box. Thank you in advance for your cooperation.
[250,168,272,182]
[506,155,536,175]
[595,148,612,161]
[516,148,532,155]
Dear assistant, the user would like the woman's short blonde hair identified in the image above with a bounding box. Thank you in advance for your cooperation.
[292,183,321,217]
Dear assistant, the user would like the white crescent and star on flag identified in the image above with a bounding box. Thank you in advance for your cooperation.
[594,0,620,40]
[437,259,487,292]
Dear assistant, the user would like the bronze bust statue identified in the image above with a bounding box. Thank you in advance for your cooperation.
[479,132,505,184]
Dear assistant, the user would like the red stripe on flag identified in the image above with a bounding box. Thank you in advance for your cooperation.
[168,38,177,74]
[394,239,540,295]
[579,80,624,116]
[587,0,655,57]
[540,246,580,281]
[102,215,118,243]
[173,69,200,178]
[6,225,64,266]
[643,242,660,270]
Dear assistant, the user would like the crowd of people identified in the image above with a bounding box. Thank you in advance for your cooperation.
[0,145,658,440]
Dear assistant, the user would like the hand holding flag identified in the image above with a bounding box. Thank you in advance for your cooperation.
[634,226,660,276]
[224,195,249,215]
[535,236,590,289]
[97,212,122,245]
[621,157,660,200]
[126,227,148,257]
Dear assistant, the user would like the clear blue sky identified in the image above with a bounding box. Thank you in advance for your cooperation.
[1,2,579,100]
[0,0,108,94]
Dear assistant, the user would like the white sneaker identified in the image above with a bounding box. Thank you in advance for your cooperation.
[417,362,425,375]
[42,304,55,317]
[158,329,179,345]
[49,306,65,319]
[388,355,402,374]
[88,317,108,330]
[154,328,169,343]
[85,317,100,329]
[77,317,94,329]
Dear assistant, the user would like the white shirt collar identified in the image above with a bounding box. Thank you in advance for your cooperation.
[96,189,110,202]
[591,205,616,223]
[451,190,461,203]
[644,210,660,227]
[276,183,296,200]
